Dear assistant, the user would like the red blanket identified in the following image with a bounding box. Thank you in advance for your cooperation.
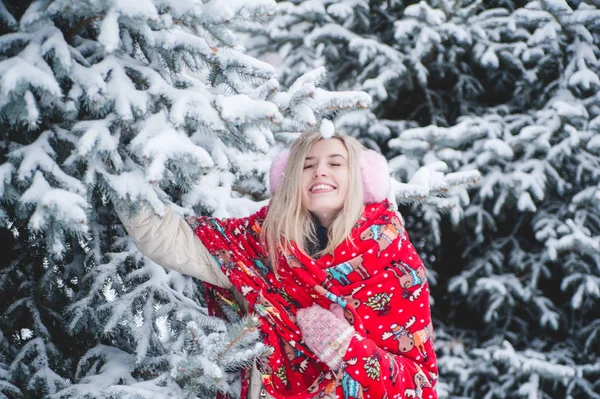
[193,200,438,399]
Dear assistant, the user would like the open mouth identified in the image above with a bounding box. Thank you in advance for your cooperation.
[310,183,337,193]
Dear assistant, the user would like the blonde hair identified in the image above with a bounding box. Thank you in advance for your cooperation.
[261,131,365,270]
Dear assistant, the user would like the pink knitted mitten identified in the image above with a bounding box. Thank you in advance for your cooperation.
[296,304,355,370]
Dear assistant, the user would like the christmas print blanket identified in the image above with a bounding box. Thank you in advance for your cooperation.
[191,200,438,399]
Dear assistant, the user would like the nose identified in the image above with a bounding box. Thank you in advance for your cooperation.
[313,162,328,177]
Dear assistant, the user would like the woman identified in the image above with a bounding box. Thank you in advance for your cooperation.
[119,131,438,399]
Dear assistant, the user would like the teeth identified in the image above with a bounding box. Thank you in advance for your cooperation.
[311,184,335,192]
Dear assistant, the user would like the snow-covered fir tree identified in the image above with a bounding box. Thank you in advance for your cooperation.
[428,3,600,397]
[0,0,380,397]
[249,0,600,398]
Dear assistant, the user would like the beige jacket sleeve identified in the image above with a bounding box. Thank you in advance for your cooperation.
[117,206,232,289]
[119,206,272,398]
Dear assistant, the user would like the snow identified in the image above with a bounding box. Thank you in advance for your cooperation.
[216,48,276,79]
[19,0,48,30]
[197,0,277,25]
[517,125,547,141]
[243,126,271,152]
[568,68,600,91]
[114,0,159,20]
[363,70,403,102]
[562,274,600,310]
[98,8,120,54]
[21,172,88,234]
[415,27,442,59]
[547,219,600,261]
[530,21,560,45]
[481,48,499,69]
[404,1,445,25]
[69,62,107,105]
[20,328,33,340]
[40,28,73,72]
[129,111,214,183]
[23,90,39,127]
[169,88,225,131]
[542,0,572,13]
[0,57,61,102]
[104,170,166,216]
[75,56,150,121]
[550,100,588,119]
[215,94,283,125]
[493,341,576,378]
[182,169,267,218]
[0,0,17,29]
[312,88,372,112]
[292,103,316,126]
[349,36,403,66]
[154,28,215,58]
[73,119,119,158]
[288,66,327,94]
[517,191,536,212]
[327,3,353,21]
[484,138,514,159]
[390,120,479,149]
[10,131,86,194]
[0,163,14,197]
[76,345,136,389]
[304,24,354,49]
[393,19,420,43]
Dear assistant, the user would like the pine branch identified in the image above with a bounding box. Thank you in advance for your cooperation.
[215,322,258,363]
[65,15,103,41]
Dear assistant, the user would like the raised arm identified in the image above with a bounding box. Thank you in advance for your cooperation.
[117,206,232,289]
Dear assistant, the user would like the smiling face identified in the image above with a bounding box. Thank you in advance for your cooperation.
[300,138,350,227]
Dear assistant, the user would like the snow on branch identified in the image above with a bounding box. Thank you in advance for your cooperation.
[493,340,576,379]
[215,94,282,125]
[129,112,214,184]
[390,121,485,150]
[392,161,480,203]
[546,219,600,261]
[172,315,272,398]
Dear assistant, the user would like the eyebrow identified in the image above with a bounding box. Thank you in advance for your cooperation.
[304,154,346,161]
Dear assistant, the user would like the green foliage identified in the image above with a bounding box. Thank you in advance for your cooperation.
[173,315,272,398]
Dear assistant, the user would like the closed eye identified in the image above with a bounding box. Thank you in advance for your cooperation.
[303,164,314,170]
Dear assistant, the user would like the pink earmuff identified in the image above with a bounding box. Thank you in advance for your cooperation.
[269,149,390,204]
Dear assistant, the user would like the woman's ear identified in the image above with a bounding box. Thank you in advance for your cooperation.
[269,149,290,194]
[360,149,390,203]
